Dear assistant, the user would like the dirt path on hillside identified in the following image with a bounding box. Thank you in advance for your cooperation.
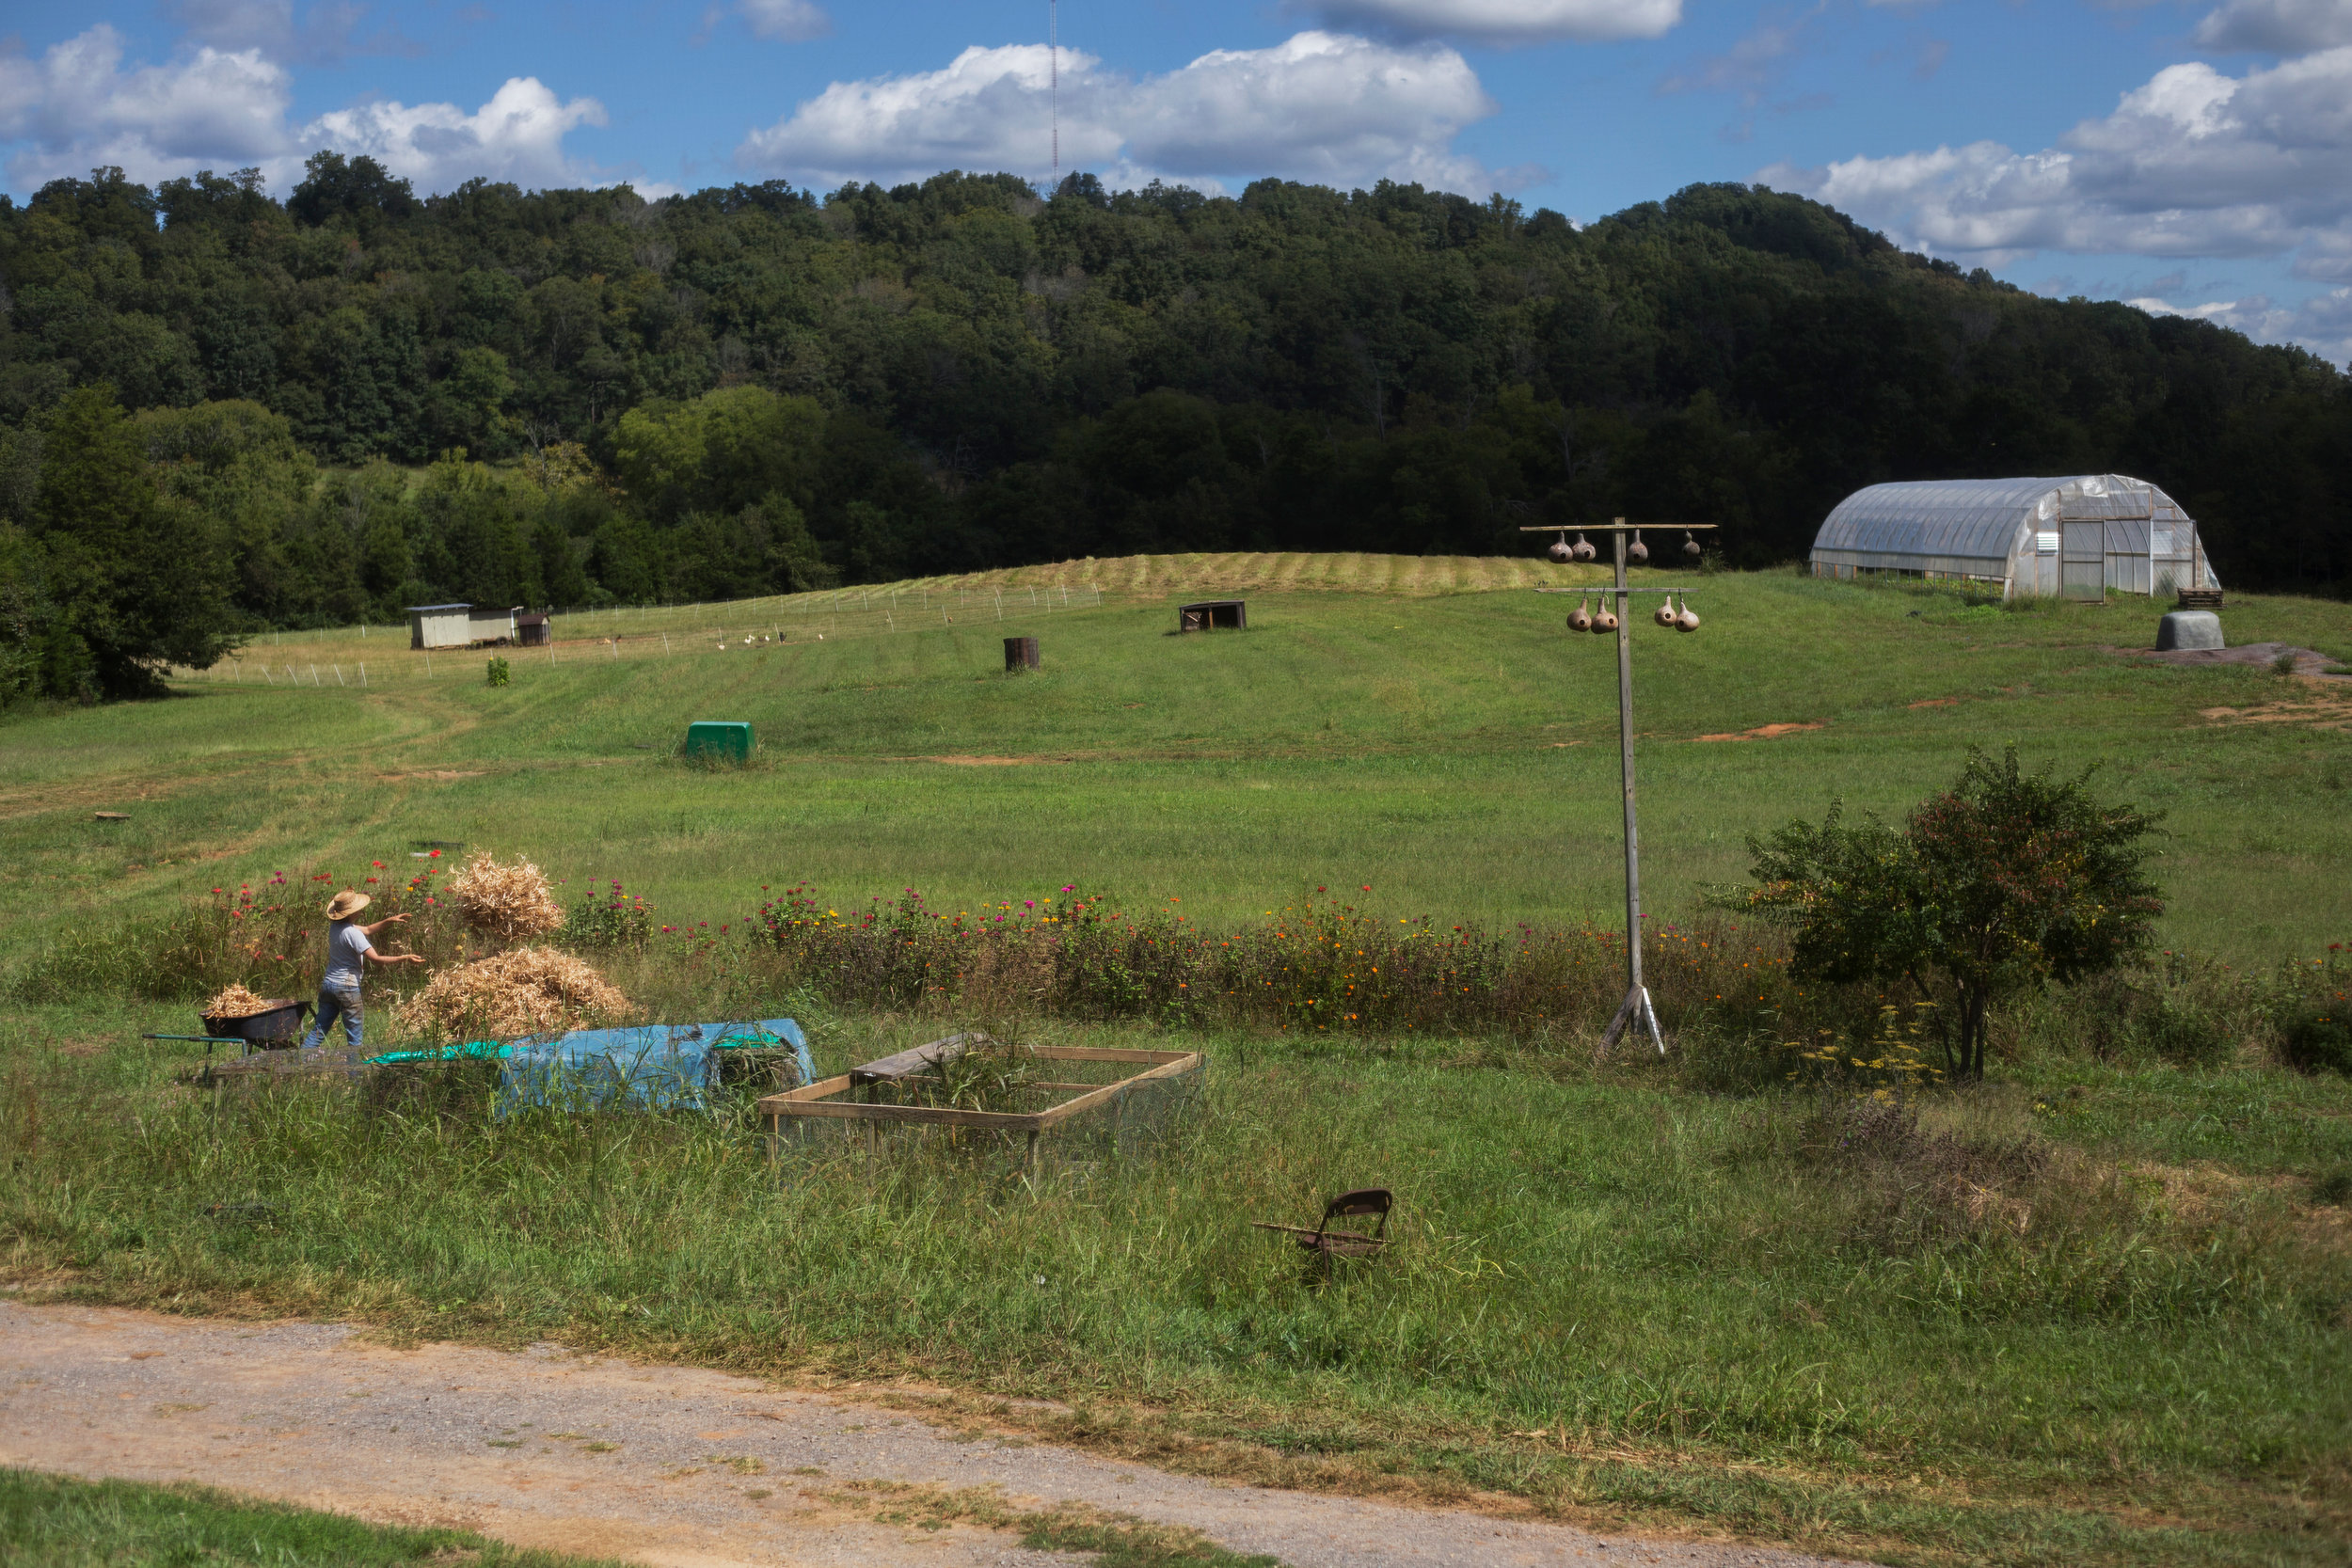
[0,1302,1867,1568]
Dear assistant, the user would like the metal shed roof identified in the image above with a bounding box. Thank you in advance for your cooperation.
[1813,475,2167,568]
[405,603,470,612]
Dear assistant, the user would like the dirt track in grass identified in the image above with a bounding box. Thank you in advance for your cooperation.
[0,1300,1867,1568]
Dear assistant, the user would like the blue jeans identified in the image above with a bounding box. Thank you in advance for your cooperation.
[301,983,363,1051]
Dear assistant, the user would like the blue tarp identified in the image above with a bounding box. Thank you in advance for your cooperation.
[368,1017,811,1115]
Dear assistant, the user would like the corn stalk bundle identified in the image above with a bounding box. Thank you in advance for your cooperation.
[443,850,565,946]
[397,946,631,1039]
[202,982,278,1018]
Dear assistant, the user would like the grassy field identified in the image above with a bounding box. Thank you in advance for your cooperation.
[7,558,2350,959]
[0,1467,624,1568]
[3,556,2350,1568]
[0,1465,1269,1568]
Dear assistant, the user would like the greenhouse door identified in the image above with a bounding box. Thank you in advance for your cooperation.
[2061,520,2106,600]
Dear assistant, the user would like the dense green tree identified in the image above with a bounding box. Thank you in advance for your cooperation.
[589,513,663,603]
[287,151,418,232]
[12,386,238,699]
[613,386,825,522]
[0,162,2343,647]
[412,455,542,608]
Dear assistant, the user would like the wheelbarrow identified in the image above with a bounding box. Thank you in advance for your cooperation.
[204,998,312,1050]
[144,998,314,1060]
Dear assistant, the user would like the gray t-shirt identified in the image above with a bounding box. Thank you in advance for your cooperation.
[323,921,373,989]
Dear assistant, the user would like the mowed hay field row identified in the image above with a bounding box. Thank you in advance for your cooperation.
[7,562,2348,964]
[159,550,1600,683]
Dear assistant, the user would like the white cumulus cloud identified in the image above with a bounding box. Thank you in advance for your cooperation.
[0,24,621,198]
[1287,0,1680,46]
[2133,287,2352,364]
[1761,46,2352,264]
[0,25,292,188]
[301,77,610,193]
[2292,223,2352,280]
[739,30,1504,193]
[2192,0,2352,54]
[1760,44,2352,361]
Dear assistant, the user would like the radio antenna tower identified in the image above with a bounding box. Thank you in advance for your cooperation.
[1049,0,1059,186]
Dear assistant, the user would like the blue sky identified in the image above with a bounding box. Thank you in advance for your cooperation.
[4,0,2348,362]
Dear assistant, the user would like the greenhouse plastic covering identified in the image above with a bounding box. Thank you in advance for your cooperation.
[1813,474,2163,569]
[369,1017,811,1114]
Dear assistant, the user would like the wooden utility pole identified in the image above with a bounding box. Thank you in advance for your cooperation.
[1522,518,1715,1053]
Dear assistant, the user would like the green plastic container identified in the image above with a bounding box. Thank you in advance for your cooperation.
[684,721,753,763]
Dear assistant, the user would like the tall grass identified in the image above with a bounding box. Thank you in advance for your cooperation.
[16,874,2345,1093]
[5,877,2347,1563]
[3,1006,2345,1564]
[0,1470,626,1568]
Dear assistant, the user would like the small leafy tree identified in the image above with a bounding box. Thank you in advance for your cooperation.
[22,386,240,700]
[1733,747,2164,1080]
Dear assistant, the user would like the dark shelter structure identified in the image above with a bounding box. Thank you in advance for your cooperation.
[1179,600,1247,631]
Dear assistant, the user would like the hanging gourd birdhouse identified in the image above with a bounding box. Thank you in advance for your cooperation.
[1594,605,1619,633]
[1548,531,1572,563]
[1676,594,1700,632]
[1653,596,1677,627]
[1628,530,1648,563]
[1572,532,1597,562]
[1682,530,1702,560]
[1567,594,1592,633]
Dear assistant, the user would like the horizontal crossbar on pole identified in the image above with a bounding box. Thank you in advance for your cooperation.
[1533,586,1704,594]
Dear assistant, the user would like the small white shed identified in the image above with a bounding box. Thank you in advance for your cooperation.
[407,603,474,650]
[468,606,520,642]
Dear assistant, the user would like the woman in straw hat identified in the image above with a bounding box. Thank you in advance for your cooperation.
[299,889,425,1051]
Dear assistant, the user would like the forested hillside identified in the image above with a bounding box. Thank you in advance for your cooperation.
[2,157,2346,695]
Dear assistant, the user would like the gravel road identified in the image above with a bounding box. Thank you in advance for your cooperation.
[0,1300,1869,1568]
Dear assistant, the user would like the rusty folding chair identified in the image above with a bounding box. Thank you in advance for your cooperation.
[1252,1188,1391,1266]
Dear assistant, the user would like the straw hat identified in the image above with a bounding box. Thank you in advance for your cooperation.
[326,889,373,921]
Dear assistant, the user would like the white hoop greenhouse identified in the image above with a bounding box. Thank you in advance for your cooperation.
[1808,474,2219,601]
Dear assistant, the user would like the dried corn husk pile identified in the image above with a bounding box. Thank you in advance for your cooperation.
[202,982,277,1018]
[397,946,630,1039]
[444,850,565,946]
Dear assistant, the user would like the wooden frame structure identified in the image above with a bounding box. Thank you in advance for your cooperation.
[757,1044,1203,1170]
[1178,600,1247,632]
